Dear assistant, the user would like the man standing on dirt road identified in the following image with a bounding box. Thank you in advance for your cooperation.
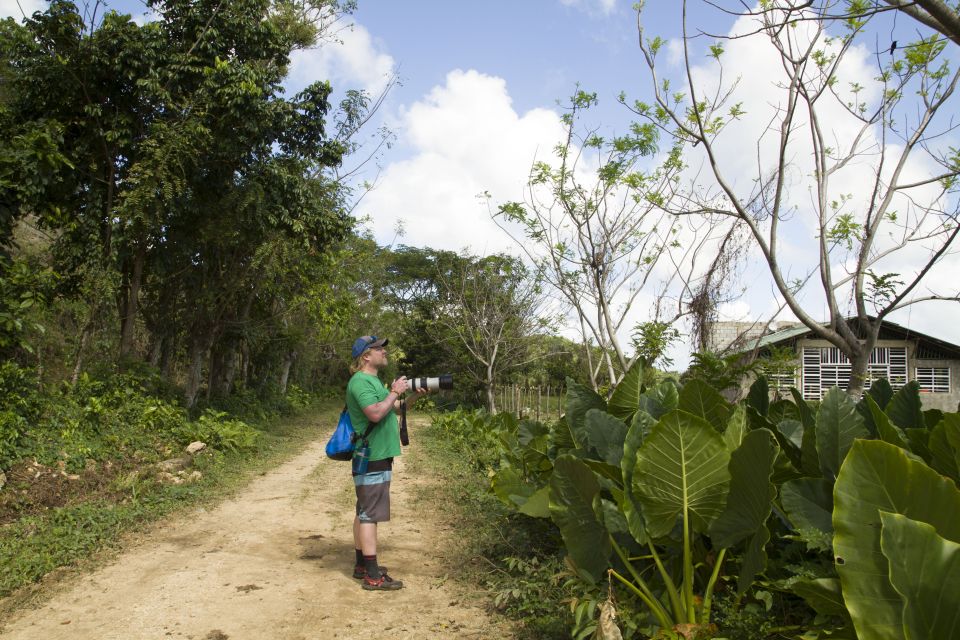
[345,335,423,591]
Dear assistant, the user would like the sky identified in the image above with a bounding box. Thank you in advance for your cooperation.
[3,0,959,365]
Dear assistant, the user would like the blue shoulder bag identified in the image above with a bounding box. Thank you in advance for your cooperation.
[325,407,377,461]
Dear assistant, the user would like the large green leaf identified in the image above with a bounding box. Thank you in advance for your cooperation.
[866,377,894,411]
[677,379,731,429]
[621,410,653,545]
[929,414,960,483]
[608,358,645,422]
[566,378,607,449]
[769,399,801,426]
[549,455,611,583]
[885,381,924,430]
[790,388,817,430]
[723,404,748,451]
[518,485,551,518]
[637,380,679,420]
[746,376,770,416]
[550,415,577,452]
[584,409,628,466]
[864,394,908,450]
[710,428,779,549]
[622,411,653,488]
[789,388,821,476]
[879,511,960,640]
[491,467,535,504]
[816,387,868,480]
[905,428,932,462]
[633,410,731,538]
[583,458,624,485]
[748,406,802,472]
[737,525,770,596]
[594,495,630,536]
[777,419,804,450]
[788,578,848,618]
[833,440,960,640]
[781,477,834,534]
[924,408,944,429]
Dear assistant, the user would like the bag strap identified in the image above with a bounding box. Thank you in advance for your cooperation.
[347,405,378,447]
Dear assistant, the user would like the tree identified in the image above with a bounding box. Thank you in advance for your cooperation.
[633,0,960,394]
[494,89,740,391]
[1,1,369,404]
[435,254,549,413]
[712,1,960,49]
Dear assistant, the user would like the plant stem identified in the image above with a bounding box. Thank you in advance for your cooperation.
[609,537,673,627]
[683,509,696,622]
[609,569,673,631]
[647,541,685,623]
[700,547,726,624]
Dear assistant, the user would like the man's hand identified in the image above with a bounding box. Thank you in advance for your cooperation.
[407,386,429,404]
[390,377,408,395]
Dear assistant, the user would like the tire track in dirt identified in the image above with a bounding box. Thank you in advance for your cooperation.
[0,417,511,639]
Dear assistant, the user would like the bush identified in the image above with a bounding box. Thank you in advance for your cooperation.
[174,409,259,452]
[430,407,509,470]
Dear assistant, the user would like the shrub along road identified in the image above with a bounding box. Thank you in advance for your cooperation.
[0,415,509,639]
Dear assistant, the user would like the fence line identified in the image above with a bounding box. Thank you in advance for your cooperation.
[497,384,566,421]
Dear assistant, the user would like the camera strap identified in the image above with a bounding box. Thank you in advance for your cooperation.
[399,399,409,446]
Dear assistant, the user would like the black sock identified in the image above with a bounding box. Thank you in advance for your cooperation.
[363,554,380,580]
[355,549,363,566]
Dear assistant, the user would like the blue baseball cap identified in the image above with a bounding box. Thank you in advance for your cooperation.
[352,335,388,359]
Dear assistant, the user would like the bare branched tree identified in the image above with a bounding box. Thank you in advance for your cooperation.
[633,0,960,394]
[492,89,740,390]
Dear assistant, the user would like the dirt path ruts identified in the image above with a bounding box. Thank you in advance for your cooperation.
[0,417,510,639]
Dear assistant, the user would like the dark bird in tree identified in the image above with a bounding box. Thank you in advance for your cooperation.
[889,40,897,54]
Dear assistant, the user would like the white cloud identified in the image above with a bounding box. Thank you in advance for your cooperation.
[131,8,159,26]
[288,22,394,97]
[666,38,684,67]
[356,69,567,255]
[558,0,617,16]
[0,0,44,20]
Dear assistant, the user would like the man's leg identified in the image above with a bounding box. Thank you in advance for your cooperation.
[354,470,401,590]
[356,518,377,554]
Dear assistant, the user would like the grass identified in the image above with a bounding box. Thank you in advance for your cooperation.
[0,399,342,606]
[408,411,574,640]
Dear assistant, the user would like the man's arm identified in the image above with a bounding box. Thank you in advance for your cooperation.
[361,377,409,423]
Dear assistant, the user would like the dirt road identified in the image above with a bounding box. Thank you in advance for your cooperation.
[0,416,510,639]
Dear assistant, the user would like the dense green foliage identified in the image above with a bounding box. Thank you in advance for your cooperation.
[0,370,336,596]
[0,0,359,404]
[439,362,960,639]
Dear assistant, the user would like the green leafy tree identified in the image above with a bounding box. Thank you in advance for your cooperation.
[436,254,551,412]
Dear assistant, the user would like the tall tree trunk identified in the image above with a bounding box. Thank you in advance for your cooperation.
[845,319,881,397]
[278,350,296,395]
[71,314,95,385]
[159,335,175,379]
[239,338,250,387]
[118,240,147,363]
[185,329,216,408]
[486,361,497,413]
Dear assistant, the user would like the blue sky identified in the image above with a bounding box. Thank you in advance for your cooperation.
[3,0,959,359]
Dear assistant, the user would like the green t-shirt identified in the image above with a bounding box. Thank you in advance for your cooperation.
[345,371,401,462]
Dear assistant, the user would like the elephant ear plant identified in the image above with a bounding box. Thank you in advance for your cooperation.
[488,359,960,638]
[498,360,783,636]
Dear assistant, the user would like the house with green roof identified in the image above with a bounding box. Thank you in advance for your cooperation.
[707,317,960,411]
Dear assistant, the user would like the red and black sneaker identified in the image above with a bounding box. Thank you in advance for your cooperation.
[361,572,403,591]
[353,564,387,579]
